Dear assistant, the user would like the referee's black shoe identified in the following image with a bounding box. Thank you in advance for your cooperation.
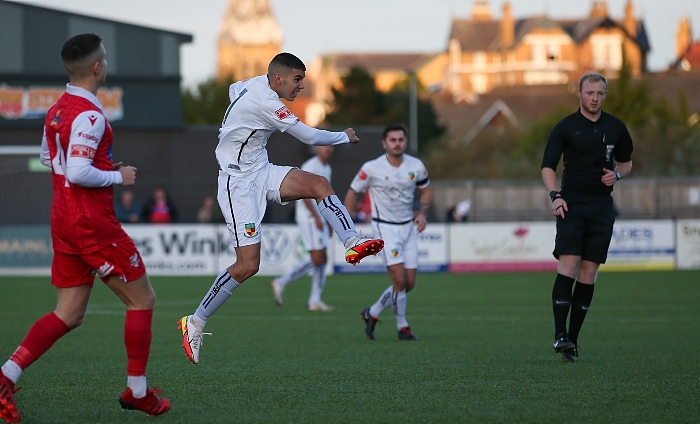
[562,345,579,362]
[553,335,575,353]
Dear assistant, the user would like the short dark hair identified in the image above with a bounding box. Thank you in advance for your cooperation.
[61,33,102,64]
[383,124,407,140]
[268,52,306,75]
[579,73,607,91]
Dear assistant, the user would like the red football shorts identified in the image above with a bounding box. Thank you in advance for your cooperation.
[51,239,147,287]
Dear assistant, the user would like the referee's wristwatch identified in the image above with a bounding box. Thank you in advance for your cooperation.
[549,190,561,202]
[615,171,622,180]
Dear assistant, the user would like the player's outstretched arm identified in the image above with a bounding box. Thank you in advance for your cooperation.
[286,121,356,146]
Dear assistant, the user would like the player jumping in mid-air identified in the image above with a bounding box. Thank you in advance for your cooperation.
[178,53,384,364]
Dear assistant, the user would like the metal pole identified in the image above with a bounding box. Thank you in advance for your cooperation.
[409,72,418,154]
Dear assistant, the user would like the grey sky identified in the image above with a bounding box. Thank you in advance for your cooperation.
[11,0,700,87]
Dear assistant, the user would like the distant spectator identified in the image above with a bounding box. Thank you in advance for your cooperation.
[446,199,471,222]
[142,187,177,224]
[196,196,224,223]
[115,190,141,223]
[355,192,373,223]
[196,196,215,223]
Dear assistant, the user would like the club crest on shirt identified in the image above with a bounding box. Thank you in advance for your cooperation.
[391,248,399,257]
[408,172,415,180]
[50,110,61,126]
[244,223,258,238]
[275,106,293,120]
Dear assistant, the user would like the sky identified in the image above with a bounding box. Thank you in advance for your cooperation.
[11,0,700,88]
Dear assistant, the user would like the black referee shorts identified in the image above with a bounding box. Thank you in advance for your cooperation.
[553,196,615,264]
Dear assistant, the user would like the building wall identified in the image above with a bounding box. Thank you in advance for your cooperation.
[0,0,191,130]
[217,43,280,80]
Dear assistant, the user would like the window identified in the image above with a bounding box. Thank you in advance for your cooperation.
[591,34,623,69]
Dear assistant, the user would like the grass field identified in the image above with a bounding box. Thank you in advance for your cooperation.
[1,271,699,423]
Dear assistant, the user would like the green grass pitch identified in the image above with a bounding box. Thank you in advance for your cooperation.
[1,271,699,423]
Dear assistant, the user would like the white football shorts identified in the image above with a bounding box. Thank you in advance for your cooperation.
[297,216,329,251]
[218,163,293,247]
[371,220,418,268]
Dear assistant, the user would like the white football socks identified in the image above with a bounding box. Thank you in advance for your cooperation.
[277,259,315,288]
[194,269,240,325]
[369,286,394,318]
[308,264,327,305]
[394,289,409,329]
[127,375,147,399]
[317,195,356,245]
[1,360,22,384]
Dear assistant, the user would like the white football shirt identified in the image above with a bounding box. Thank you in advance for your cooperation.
[295,156,332,222]
[216,75,299,176]
[349,154,430,223]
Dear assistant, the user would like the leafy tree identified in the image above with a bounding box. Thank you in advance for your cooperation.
[385,77,445,153]
[325,67,445,152]
[324,67,387,126]
[424,53,700,179]
[603,56,653,128]
[183,74,236,125]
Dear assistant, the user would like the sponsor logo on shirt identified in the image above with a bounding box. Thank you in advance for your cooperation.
[78,131,100,143]
[358,170,368,180]
[275,106,293,120]
[70,144,96,159]
[96,261,115,277]
[244,223,258,238]
[88,115,98,126]
[408,172,415,180]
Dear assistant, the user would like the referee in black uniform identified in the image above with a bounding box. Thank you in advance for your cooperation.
[541,73,633,362]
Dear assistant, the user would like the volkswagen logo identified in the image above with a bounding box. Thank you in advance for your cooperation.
[261,226,290,262]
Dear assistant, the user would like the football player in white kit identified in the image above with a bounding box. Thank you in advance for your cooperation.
[345,125,431,341]
[178,53,384,364]
[270,145,336,312]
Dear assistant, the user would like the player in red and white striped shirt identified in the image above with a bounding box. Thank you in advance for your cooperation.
[0,34,169,423]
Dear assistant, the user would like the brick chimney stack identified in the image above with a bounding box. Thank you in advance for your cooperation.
[589,0,608,18]
[501,2,514,48]
[676,17,692,59]
[472,0,492,21]
[624,0,636,38]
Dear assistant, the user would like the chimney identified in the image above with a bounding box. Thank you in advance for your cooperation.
[676,17,692,59]
[501,2,514,48]
[589,0,608,18]
[624,0,636,38]
[472,0,492,21]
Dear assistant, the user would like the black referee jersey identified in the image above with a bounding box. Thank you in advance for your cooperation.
[541,109,633,201]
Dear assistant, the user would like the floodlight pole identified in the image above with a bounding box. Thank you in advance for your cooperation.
[409,71,418,154]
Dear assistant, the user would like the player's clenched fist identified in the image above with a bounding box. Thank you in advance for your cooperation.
[344,128,359,144]
[119,166,137,186]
